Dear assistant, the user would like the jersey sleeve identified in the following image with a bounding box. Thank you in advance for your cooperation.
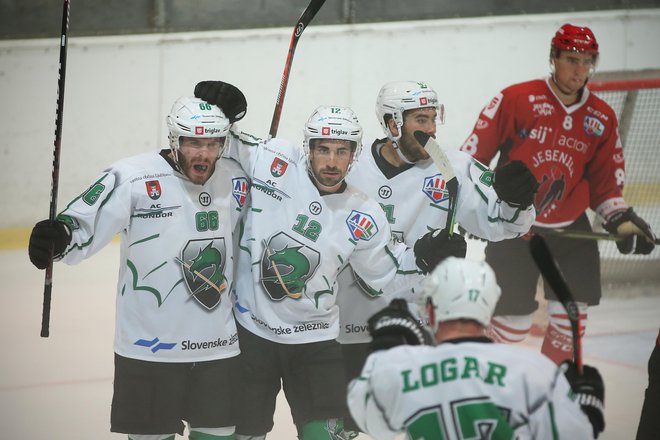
[347,353,402,440]
[348,211,424,296]
[450,150,535,240]
[57,167,132,264]
[460,90,514,165]
[524,362,595,439]
[585,110,627,220]
[225,128,264,178]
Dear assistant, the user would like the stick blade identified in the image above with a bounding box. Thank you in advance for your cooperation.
[414,131,455,181]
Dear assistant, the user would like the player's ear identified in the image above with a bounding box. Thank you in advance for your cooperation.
[387,117,399,137]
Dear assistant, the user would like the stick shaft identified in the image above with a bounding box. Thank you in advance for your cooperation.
[529,235,582,373]
[268,0,326,138]
[532,226,660,244]
[41,0,71,338]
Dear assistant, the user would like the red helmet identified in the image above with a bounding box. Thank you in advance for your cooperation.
[551,24,599,55]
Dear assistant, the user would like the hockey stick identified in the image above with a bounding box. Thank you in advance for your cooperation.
[268,0,326,138]
[413,131,458,236]
[529,235,583,374]
[41,0,71,338]
[532,226,660,244]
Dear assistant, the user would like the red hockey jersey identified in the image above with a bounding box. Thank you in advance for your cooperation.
[461,78,626,227]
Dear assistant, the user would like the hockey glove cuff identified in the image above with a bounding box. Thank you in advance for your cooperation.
[368,299,435,352]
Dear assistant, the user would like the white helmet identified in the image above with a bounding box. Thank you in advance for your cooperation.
[166,96,231,162]
[375,80,445,143]
[303,105,363,175]
[423,257,501,331]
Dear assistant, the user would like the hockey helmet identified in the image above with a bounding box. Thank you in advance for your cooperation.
[166,96,231,160]
[303,105,363,175]
[423,257,502,332]
[375,80,444,143]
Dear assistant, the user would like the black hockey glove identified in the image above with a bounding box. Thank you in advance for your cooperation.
[28,219,71,270]
[413,228,467,274]
[563,361,605,438]
[603,207,656,255]
[493,160,539,209]
[194,80,247,123]
[367,299,435,352]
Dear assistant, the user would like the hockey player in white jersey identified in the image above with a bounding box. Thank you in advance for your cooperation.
[347,257,606,439]
[28,84,249,440]
[336,80,538,431]
[195,81,466,440]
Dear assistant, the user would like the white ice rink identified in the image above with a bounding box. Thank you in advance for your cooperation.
[1,242,658,439]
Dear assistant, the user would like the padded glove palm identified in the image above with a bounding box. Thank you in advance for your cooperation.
[194,80,247,123]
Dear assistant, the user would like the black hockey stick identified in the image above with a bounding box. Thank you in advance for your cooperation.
[532,226,660,244]
[268,0,326,138]
[529,234,583,374]
[41,0,71,338]
[414,131,458,236]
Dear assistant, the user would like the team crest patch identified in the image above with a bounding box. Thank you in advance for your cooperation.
[232,177,249,207]
[346,210,378,241]
[270,157,289,177]
[180,238,227,310]
[422,173,450,203]
[146,180,161,200]
[583,116,605,136]
[261,232,320,301]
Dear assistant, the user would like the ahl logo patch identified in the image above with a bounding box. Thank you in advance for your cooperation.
[422,173,449,203]
[146,180,161,200]
[346,210,378,241]
[583,116,605,136]
[232,177,249,207]
[270,157,289,177]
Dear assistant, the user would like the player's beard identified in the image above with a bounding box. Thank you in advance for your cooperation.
[178,153,217,185]
[399,130,430,162]
[314,166,346,189]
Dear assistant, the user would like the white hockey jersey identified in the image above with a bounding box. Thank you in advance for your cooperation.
[347,339,595,440]
[226,132,424,344]
[58,150,249,362]
[337,140,535,343]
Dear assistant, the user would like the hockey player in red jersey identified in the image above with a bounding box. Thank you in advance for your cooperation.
[460,23,656,365]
